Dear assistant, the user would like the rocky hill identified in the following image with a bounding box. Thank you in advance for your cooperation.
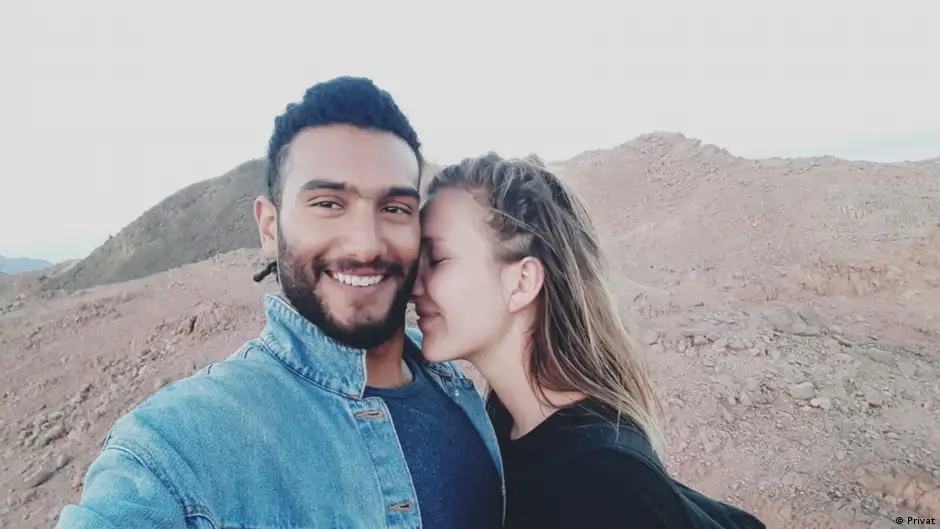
[41,159,268,292]
[559,133,939,323]
[1,133,938,528]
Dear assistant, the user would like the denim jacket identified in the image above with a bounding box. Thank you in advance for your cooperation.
[56,293,505,528]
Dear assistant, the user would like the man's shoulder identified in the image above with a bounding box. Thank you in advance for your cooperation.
[104,345,282,450]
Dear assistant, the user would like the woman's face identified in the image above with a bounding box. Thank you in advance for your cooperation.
[412,188,513,363]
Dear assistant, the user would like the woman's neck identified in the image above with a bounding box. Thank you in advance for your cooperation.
[471,326,585,440]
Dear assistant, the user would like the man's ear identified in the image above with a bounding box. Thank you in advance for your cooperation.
[504,256,545,314]
[254,195,278,253]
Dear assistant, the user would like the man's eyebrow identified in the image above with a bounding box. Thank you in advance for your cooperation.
[386,186,420,201]
[298,179,346,192]
[298,179,419,201]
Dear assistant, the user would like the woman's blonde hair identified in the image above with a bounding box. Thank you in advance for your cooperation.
[426,152,667,457]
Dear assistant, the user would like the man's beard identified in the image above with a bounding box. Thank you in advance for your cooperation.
[276,232,417,350]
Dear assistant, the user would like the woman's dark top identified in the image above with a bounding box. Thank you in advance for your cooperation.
[491,397,695,529]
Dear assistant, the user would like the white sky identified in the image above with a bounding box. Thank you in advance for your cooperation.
[1,0,937,262]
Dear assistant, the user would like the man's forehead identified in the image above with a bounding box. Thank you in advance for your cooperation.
[284,126,419,189]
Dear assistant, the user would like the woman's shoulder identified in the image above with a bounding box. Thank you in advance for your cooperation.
[556,444,669,485]
[538,447,692,528]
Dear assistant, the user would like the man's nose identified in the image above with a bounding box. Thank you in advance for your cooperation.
[343,211,383,261]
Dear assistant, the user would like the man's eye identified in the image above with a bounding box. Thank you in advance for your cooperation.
[311,201,340,209]
[383,205,412,215]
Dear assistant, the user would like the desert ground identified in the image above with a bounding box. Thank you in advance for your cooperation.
[1,133,938,528]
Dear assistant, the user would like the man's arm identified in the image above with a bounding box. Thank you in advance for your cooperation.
[55,446,187,529]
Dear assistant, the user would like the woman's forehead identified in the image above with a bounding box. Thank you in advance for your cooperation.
[421,190,493,242]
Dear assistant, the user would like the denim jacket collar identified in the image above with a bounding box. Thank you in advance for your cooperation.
[258,293,458,399]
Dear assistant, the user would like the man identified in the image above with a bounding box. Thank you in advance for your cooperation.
[56,77,504,528]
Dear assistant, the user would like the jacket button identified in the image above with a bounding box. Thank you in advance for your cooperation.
[354,410,385,419]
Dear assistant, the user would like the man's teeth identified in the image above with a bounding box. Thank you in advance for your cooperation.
[332,273,384,287]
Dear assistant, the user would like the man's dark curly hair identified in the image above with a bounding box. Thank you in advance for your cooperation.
[265,76,424,208]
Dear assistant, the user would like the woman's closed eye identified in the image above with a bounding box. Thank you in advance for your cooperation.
[424,250,447,267]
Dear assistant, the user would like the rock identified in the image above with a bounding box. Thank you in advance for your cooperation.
[789,382,815,400]
[24,467,56,488]
[791,322,821,336]
[728,340,747,351]
[899,361,917,377]
[70,472,84,492]
[39,424,67,447]
[720,406,733,422]
[864,348,893,364]
[55,453,72,470]
[713,338,728,350]
[667,398,686,408]
[762,307,796,332]
[832,334,854,347]
[810,397,832,410]
[798,307,830,329]
[19,489,39,506]
[822,337,842,354]
[693,335,707,346]
[864,388,884,407]
[642,328,659,345]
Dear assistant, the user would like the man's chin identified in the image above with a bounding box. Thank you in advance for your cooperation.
[322,319,403,350]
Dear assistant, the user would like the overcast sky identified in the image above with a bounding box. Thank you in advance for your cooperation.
[2,0,937,262]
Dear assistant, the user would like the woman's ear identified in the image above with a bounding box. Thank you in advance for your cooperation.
[504,256,545,314]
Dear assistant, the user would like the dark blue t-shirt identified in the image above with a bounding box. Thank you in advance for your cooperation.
[364,356,502,529]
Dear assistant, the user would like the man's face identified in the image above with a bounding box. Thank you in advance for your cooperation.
[257,124,421,350]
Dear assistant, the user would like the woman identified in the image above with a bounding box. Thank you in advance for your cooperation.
[412,153,765,528]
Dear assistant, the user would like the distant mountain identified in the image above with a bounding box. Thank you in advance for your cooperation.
[42,159,268,292]
[0,255,54,274]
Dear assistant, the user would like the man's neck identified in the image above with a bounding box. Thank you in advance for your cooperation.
[365,329,412,389]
